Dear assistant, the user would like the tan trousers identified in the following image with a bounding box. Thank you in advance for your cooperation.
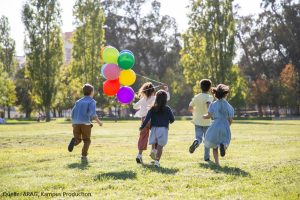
[73,124,92,156]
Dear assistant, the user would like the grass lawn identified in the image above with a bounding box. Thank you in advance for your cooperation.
[0,120,299,199]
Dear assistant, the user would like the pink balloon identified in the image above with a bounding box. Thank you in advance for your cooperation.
[103,64,121,80]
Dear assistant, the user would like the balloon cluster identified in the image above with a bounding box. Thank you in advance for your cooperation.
[101,46,136,104]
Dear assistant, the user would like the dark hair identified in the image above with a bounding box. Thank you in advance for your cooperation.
[138,82,155,98]
[83,83,94,96]
[200,79,212,92]
[212,84,229,99]
[152,90,167,113]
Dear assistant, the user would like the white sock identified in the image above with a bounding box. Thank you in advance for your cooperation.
[137,154,142,158]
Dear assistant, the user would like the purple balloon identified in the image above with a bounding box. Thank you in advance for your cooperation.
[117,86,135,104]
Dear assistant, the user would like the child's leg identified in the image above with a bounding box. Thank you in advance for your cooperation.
[189,125,201,153]
[156,145,163,161]
[137,127,149,155]
[81,125,92,157]
[155,127,168,162]
[213,148,219,165]
[73,124,82,145]
[203,126,210,161]
[137,120,150,155]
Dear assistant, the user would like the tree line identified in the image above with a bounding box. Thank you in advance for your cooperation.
[0,0,299,121]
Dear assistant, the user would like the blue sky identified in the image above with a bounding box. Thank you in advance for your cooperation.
[0,0,262,56]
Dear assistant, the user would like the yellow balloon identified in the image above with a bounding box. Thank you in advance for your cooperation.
[119,69,136,86]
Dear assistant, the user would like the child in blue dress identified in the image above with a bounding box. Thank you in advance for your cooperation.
[203,84,234,166]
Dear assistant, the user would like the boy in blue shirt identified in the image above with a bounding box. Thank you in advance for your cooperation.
[68,84,103,163]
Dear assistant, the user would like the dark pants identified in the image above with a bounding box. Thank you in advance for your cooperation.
[73,124,92,156]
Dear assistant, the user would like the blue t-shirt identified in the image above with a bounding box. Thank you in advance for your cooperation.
[71,96,97,124]
[140,106,175,129]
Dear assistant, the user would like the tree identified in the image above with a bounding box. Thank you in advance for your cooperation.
[181,0,236,85]
[237,0,300,114]
[0,15,17,118]
[102,0,187,112]
[22,0,63,121]
[103,0,180,79]
[181,0,247,110]
[0,15,16,77]
[280,64,299,114]
[71,0,105,86]
[0,63,16,115]
[53,64,82,117]
[15,67,34,118]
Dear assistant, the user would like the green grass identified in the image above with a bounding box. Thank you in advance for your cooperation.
[0,120,299,199]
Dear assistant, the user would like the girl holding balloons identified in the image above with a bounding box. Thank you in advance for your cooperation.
[134,82,170,164]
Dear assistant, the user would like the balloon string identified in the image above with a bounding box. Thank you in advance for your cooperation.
[135,73,166,85]
[135,85,162,94]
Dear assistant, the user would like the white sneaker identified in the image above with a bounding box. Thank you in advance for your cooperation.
[154,160,160,167]
[150,149,157,160]
[136,154,143,164]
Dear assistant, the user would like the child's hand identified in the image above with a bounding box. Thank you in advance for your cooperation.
[98,121,103,126]
[202,114,208,119]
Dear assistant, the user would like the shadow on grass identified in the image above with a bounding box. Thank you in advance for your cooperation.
[199,162,250,177]
[142,163,179,175]
[3,122,33,125]
[234,121,298,126]
[95,170,136,181]
[67,162,89,170]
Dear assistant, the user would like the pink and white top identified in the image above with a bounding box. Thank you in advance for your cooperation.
[133,91,170,118]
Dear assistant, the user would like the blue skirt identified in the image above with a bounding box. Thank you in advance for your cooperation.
[204,119,231,149]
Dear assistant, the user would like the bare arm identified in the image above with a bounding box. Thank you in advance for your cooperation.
[206,102,211,109]
[188,106,193,113]
[93,116,103,126]
[203,112,212,119]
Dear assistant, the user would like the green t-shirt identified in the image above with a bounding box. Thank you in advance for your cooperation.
[189,93,214,126]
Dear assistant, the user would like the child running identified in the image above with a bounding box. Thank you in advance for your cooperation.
[140,90,175,167]
[203,84,234,166]
[133,82,169,164]
[188,79,214,161]
[68,84,103,163]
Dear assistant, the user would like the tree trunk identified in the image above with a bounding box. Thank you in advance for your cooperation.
[45,106,51,122]
[258,104,263,117]
[25,111,31,119]
[53,108,57,118]
[7,106,11,119]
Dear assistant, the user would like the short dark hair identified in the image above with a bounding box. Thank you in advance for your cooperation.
[83,83,94,96]
[212,84,230,99]
[200,79,212,92]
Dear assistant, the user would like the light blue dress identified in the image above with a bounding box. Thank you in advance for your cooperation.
[204,99,234,149]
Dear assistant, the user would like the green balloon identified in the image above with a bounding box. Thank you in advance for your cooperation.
[118,52,135,69]
[103,46,119,64]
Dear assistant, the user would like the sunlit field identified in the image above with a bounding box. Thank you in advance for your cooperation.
[0,120,299,199]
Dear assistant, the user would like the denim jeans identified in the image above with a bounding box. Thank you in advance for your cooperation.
[195,125,210,160]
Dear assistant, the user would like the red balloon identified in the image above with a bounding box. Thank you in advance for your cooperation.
[103,79,120,96]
